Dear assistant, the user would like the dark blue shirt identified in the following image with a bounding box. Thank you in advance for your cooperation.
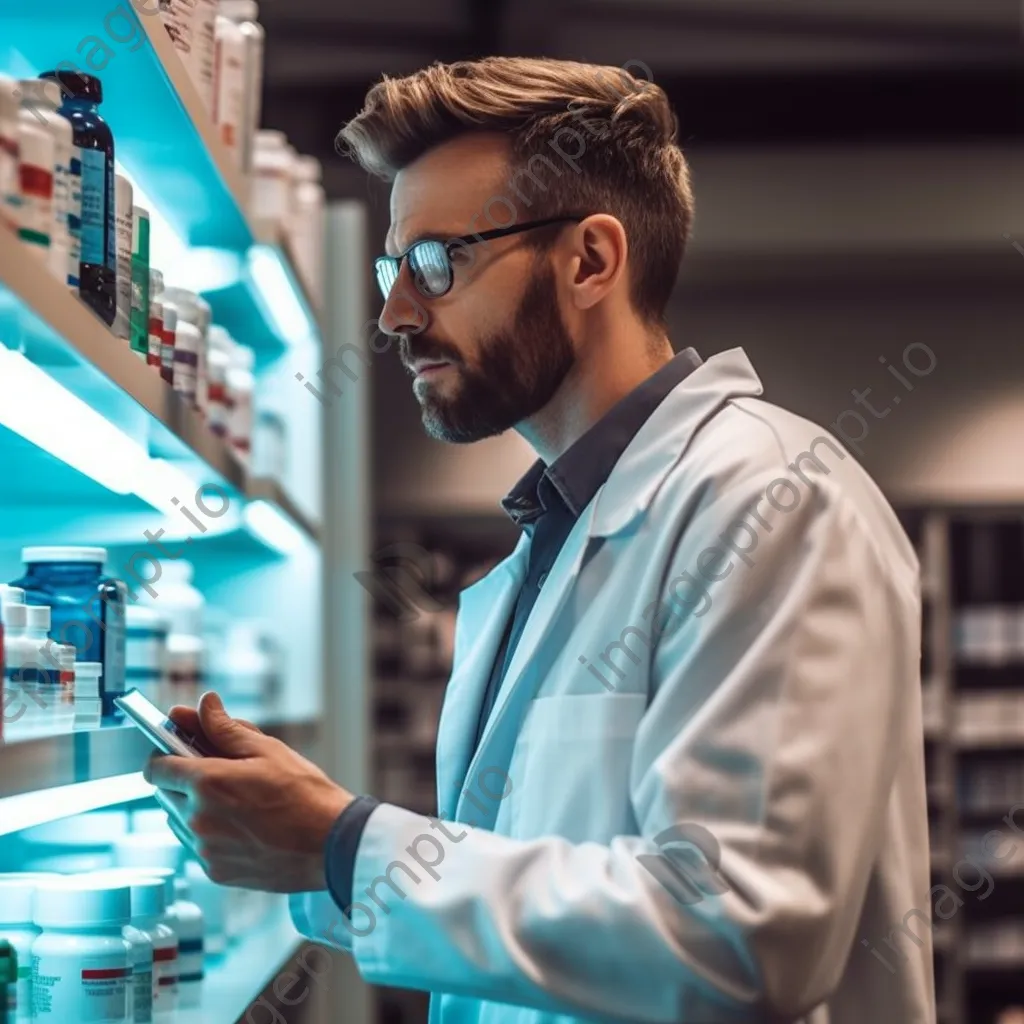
[325,347,704,914]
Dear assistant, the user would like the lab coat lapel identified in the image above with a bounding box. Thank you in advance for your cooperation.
[454,501,599,828]
[435,533,530,821]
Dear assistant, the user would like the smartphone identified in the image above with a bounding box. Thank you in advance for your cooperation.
[114,688,216,758]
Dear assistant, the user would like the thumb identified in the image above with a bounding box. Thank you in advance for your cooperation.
[197,691,262,757]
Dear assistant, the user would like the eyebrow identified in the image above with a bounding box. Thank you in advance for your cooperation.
[385,229,464,258]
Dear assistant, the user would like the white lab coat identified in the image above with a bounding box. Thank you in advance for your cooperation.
[292,347,935,1024]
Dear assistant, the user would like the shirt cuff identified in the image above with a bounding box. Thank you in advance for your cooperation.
[324,794,381,912]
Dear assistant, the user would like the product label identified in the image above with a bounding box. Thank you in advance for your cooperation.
[115,204,133,339]
[131,965,152,1023]
[231,391,253,453]
[17,163,53,249]
[79,148,108,266]
[151,946,178,1013]
[0,133,20,232]
[32,953,128,1023]
[67,146,83,287]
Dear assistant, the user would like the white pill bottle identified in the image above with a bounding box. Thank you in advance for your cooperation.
[31,879,131,1023]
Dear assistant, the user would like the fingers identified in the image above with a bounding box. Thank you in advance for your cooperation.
[143,751,205,795]
[167,705,202,734]
[154,788,190,834]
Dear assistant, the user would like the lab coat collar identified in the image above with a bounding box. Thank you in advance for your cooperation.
[589,346,764,539]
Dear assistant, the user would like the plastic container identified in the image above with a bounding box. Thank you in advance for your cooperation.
[130,207,151,360]
[147,269,165,370]
[160,303,177,384]
[104,869,179,1020]
[31,879,132,1023]
[15,94,54,263]
[138,559,203,639]
[2,603,51,742]
[252,409,286,481]
[0,78,19,235]
[0,874,52,1024]
[183,860,226,957]
[172,321,200,402]
[11,547,127,719]
[251,130,291,231]
[39,71,116,326]
[169,877,204,1009]
[227,342,255,461]
[162,288,210,415]
[222,621,278,711]
[113,174,134,341]
[205,326,232,437]
[18,80,72,285]
[213,14,245,168]
[125,605,168,705]
[73,661,102,731]
[218,1,264,181]
[189,0,218,115]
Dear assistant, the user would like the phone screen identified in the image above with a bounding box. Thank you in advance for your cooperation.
[114,688,215,758]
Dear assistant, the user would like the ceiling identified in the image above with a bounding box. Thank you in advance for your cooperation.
[256,0,1024,192]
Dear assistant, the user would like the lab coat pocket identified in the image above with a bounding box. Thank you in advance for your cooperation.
[507,693,647,842]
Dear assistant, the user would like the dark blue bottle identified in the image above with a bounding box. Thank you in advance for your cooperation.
[38,70,116,326]
[11,547,127,719]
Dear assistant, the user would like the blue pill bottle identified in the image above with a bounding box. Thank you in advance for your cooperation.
[38,70,116,327]
[11,547,127,719]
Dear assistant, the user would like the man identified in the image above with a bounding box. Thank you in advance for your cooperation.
[146,57,935,1023]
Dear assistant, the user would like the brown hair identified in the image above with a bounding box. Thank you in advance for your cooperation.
[337,56,693,326]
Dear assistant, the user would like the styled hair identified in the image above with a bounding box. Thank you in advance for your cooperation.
[337,56,693,326]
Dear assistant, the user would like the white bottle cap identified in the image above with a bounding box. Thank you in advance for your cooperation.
[114,834,185,874]
[33,879,132,929]
[2,603,28,629]
[126,604,170,632]
[87,871,167,919]
[0,585,25,608]
[112,867,177,908]
[26,604,50,631]
[22,546,107,565]
[0,874,53,925]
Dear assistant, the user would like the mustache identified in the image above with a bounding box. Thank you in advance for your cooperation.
[399,334,464,371]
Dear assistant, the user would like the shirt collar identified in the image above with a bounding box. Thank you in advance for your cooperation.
[500,346,703,527]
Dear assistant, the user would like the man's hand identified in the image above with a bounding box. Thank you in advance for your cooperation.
[142,691,353,893]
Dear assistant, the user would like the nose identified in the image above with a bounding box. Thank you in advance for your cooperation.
[379,260,430,337]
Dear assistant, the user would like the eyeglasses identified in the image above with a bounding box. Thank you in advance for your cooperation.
[374,215,584,301]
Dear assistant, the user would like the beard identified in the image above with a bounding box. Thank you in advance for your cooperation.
[400,262,576,444]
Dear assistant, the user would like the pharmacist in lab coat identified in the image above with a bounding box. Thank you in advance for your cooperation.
[146,56,936,1024]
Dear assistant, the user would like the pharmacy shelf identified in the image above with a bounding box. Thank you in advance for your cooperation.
[0,230,319,545]
[0,0,318,354]
[179,899,303,1024]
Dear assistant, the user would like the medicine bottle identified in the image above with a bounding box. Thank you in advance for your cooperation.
[1,603,34,740]
[172,321,200,403]
[169,876,204,1009]
[227,342,255,462]
[162,288,211,417]
[17,80,71,285]
[213,13,245,168]
[147,268,165,370]
[0,873,52,1024]
[30,878,132,1023]
[73,661,102,732]
[0,78,19,235]
[113,174,133,341]
[131,207,150,360]
[39,70,116,326]
[125,605,169,705]
[188,0,218,115]
[218,2,265,181]
[106,869,179,1021]
[11,546,127,719]
[205,325,232,437]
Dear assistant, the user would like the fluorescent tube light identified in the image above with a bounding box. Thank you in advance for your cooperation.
[0,773,154,837]
[243,498,307,555]
[246,244,315,347]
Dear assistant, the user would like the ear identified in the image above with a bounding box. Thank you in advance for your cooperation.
[565,214,629,313]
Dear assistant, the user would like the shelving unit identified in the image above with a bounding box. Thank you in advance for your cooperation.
[0,3,356,1021]
[902,505,1024,1024]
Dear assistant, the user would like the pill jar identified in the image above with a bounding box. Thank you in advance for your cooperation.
[162,288,211,417]
[184,860,226,957]
[39,70,116,326]
[12,547,127,719]
[227,342,255,461]
[0,77,20,235]
[17,80,72,285]
[213,14,245,168]
[218,1,264,180]
[204,326,232,438]
[112,175,133,340]
[14,93,53,264]
[106,870,178,1020]
[31,879,131,1023]
[172,321,200,403]
[169,876,204,1008]
[147,268,165,370]
[125,605,168,705]
[0,873,52,1024]
[73,661,102,731]
[130,206,150,360]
